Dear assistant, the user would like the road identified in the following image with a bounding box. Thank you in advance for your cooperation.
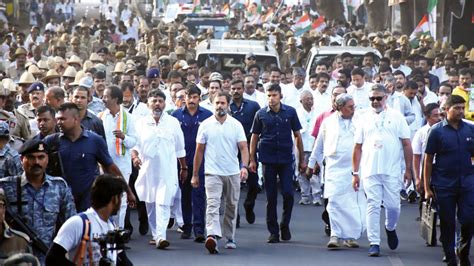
[125,189,460,266]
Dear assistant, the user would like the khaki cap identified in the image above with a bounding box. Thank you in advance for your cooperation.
[175,46,186,55]
[63,66,77,78]
[89,53,102,62]
[69,70,86,86]
[287,37,297,45]
[1,79,16,93]
[71,37,80,45]
[67,55,82,67]
[18,72,35,85]
[83,60,94,71]
[42,69,61,83]
[37,60,49,71]
[425,50,436,59]
[0,82,9,96]
[454,45,467,54]
[113,62,126,73]
[28,65,42,75]
[13,47,27,59]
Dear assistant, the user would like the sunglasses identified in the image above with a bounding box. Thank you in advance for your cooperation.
[369,96,384,102]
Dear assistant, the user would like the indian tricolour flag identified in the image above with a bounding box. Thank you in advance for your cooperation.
[292,15,326,37]
[409,15,430,47]
[428,0,437,39]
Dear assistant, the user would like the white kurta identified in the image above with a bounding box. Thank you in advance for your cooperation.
[134,116,179,205]
[310,112,366,239]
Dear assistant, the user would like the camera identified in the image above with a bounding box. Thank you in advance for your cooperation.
[93,229,131,266]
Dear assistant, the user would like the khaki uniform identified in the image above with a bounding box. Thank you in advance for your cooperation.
[0,222,31,261]
[66,49,89,62]
[91,40,111,54]
[17,103,36,120]
[280,48,304,71]
[5,66,25,84]
[12,110,31,140]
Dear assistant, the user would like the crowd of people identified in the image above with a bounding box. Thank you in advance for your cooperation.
[0,1,473,265]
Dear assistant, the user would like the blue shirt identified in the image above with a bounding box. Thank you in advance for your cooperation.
[251,103,302,164]
[81,111,106,142]
[230,98,261,141]
[44,129,113,195]
[425,119,474,188]
[172,106,212,166]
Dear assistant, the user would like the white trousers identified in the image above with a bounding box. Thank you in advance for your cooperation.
[170,187,183,227]
[298,152,321,200]
[146,202,171,241]
[205,174,240,240]
[112,192,128,228]
[364,174,401,245]
[327,190,367,239]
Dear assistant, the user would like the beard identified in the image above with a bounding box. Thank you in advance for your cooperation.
[216,108,227,117]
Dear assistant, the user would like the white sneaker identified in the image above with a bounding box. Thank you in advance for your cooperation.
[299,198,311,205]
[225,239,237,249]
[327,236,340,249]
[313,198,322,206]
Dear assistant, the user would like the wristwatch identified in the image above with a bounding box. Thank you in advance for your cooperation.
[351,171,359,176]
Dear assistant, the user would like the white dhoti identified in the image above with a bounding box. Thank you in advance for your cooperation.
[327,190,367,239]
[364,174,401,245]
[146,202,171,241]
[170,187,183,227]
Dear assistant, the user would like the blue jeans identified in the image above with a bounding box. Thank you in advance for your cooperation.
[263,163,294,235]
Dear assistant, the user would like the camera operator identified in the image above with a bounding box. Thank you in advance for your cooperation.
[45,174,132,266]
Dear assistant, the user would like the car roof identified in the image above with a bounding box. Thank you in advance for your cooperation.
[196,39,278,56]
[310,46,382,57]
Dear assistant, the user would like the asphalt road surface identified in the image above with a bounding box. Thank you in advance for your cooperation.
[125,188,463,266]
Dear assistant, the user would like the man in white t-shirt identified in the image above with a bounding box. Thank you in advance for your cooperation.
[347,68,373,110]
[352,84,413,257]
[192,91,249,254]
[46,174,130,265]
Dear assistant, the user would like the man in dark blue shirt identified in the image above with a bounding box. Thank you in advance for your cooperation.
[44,103,135,212]
[229,79,261,225]
[249,84,306,243]
[424,95,474,266]
[71,87,106,141]
[172,86,212,242]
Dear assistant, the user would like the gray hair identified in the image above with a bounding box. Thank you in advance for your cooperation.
[292,67,306,77]
[300,90,313,100]
[370,83,387,94]
[384,76,396,85]
[335,93,353,111]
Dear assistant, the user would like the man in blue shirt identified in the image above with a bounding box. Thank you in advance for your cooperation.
[229,79,261,225]
[424,95,474,266]
[172,86,212,242]
[249,84,306,243]
[44,103,136,212]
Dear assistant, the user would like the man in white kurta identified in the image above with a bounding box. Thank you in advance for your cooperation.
[132,89,186,249]
[99,86,138,228]
[296,90,321,205]
[309,94,366,249]
[352,84,413,257]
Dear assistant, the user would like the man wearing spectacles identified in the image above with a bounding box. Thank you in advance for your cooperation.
[245,53,257,72]
[352,84,413,257]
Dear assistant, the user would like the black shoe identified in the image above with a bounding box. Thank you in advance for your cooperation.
[139,222,148,236]
[181,232,192,239]
[280,226,291,241]
[324,224,331,237]
[244,205,255,224]
[459,257,471,266]
[400,190,408,201]
[407,191,417,203]
[368,245,380,257]
[385,228,399,250]
[194,234,205,243]
[167,218,175,229]
[267,234,280,243]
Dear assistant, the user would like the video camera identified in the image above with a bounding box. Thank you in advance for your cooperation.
[93,229,131,266]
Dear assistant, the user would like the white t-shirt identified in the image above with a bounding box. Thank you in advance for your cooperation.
[196,115,246,176]
[54,208,117,265]
[347,82,373,110]
[355,108,411,178]
[412,123,430,176]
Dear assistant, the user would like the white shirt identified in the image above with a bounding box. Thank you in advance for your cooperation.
[347,82,373,110]
[123,100,150,118]
[244,90,266,108]
[200,99,214,112]
[296,106,316,151]
[412,123,430,176]
[391,64,412,77]
[120,8,132,22]
[407,96,423,139]
[422,88,439,105]
[196,115,246,176]
[282,83,306,109]
[311,89,332,117]
[355,107,410,178]
[152,113,186,158]
[54,208,116,265]
[99,108,138,177]
[106,9,118,22]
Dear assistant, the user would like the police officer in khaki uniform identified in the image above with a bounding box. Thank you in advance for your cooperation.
[280,37,304,72]
[0,80,31,141]
[18,82,45,121]
[6,48,28,83]
[0,188,30,262]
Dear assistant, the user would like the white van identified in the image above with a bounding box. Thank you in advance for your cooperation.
[195,39,280,75]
